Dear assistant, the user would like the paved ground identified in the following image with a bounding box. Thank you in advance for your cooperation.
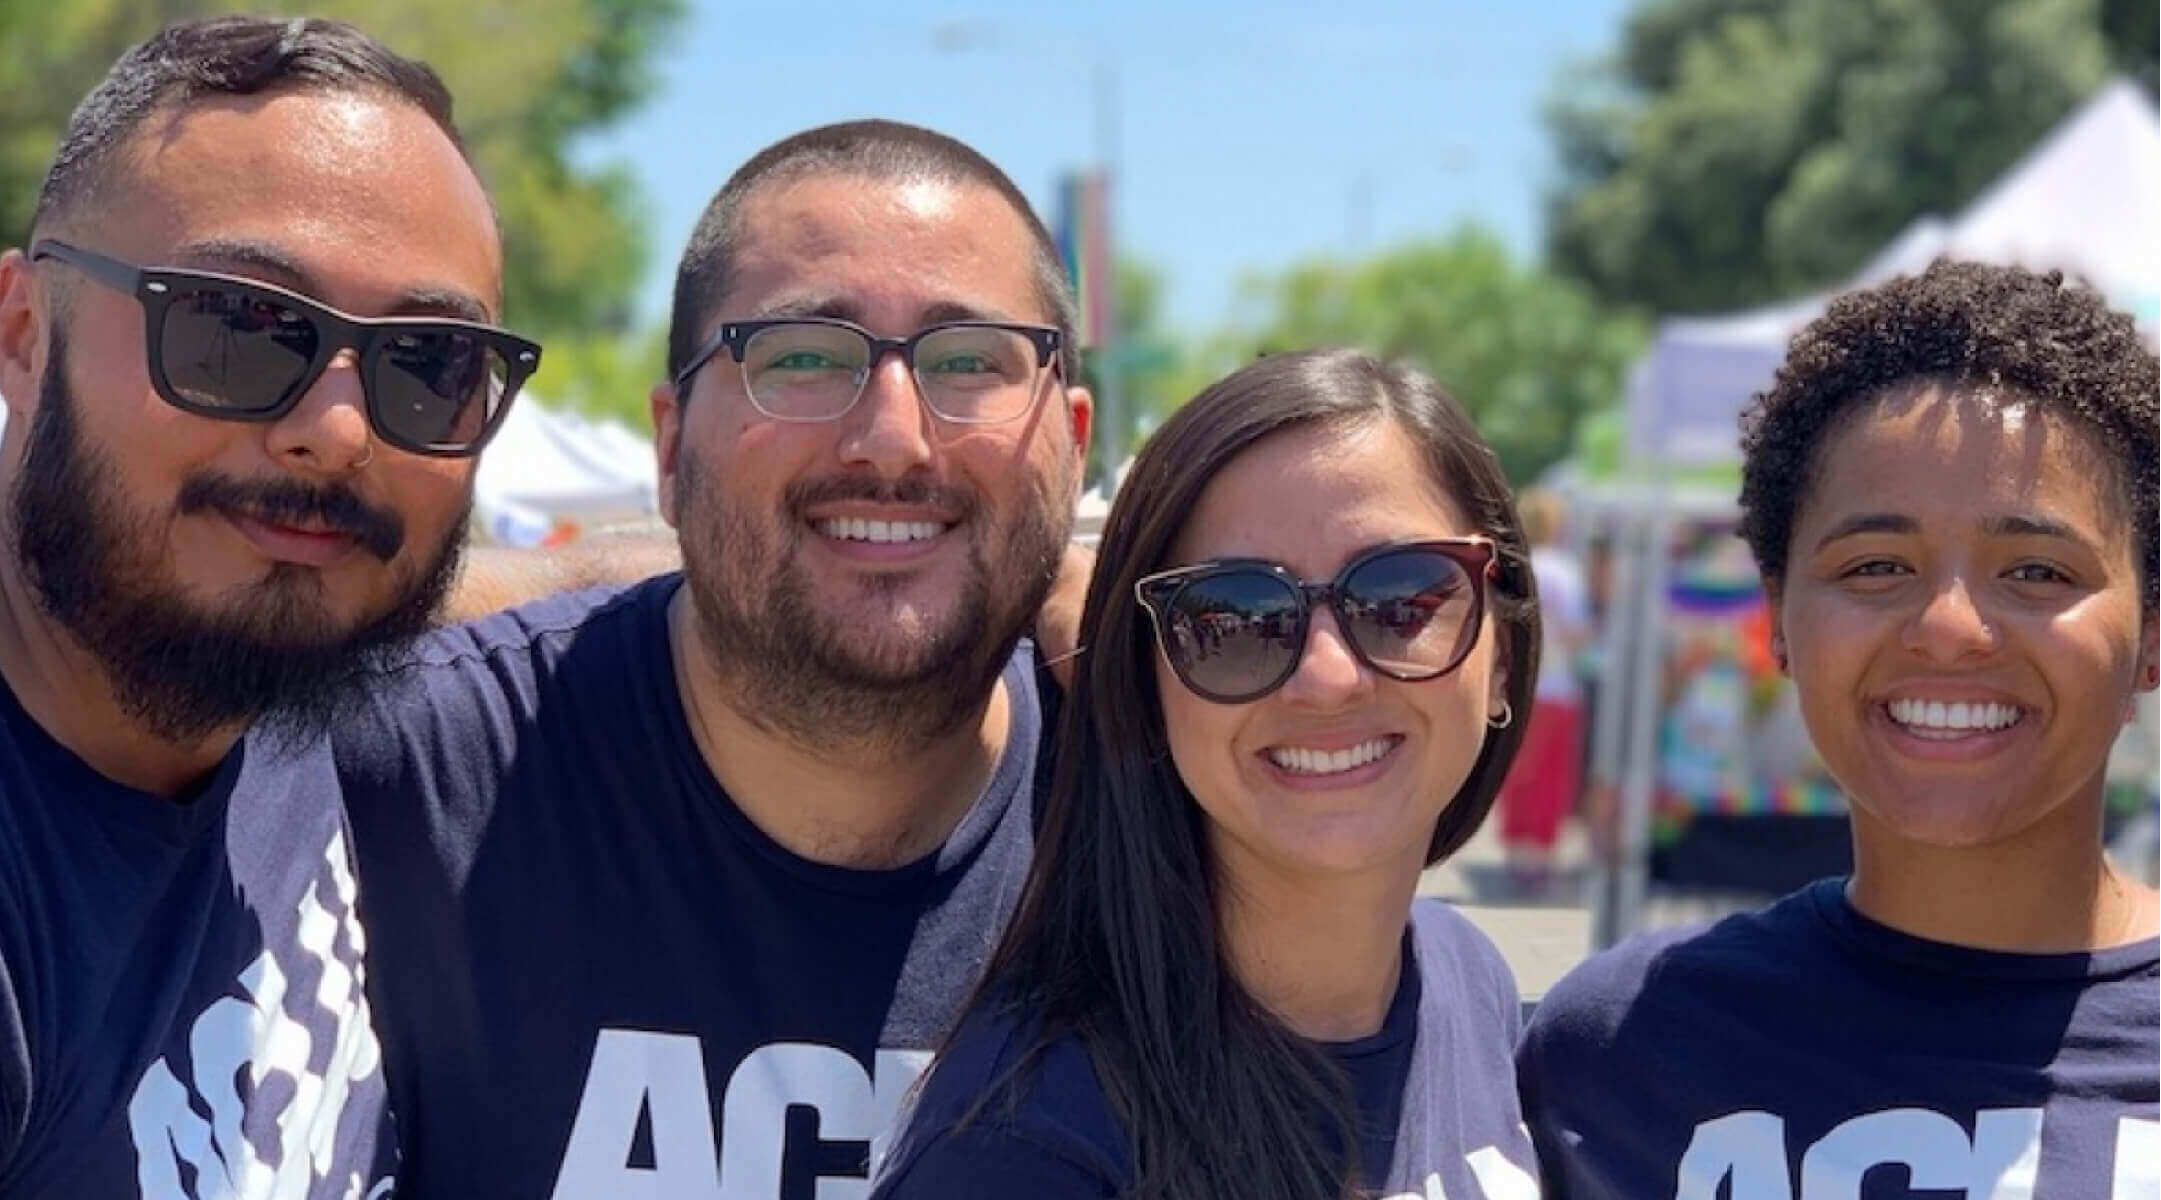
[1420,819,1786,1001]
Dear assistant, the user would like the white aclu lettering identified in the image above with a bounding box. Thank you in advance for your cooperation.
[1378,1142,1542,1199]
[550,1030,931,1200]
[1674,1107,2160,1200]
[127,831,387,1200]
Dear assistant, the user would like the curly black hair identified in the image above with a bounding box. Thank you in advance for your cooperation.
[1738,258,2159,609]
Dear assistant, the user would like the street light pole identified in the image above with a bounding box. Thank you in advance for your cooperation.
[1091,57,1125,481]
[929,22,1125,483]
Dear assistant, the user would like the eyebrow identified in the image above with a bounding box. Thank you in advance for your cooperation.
[1982,514,2085,541]
[1982,513,2107,560]
[750,296,1011,328]
[754,296,859,322]
[1811,512,1916,552]
[169,237,494,324]
[1812,511,2102,554]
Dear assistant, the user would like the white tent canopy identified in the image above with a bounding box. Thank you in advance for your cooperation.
[1625,79,2161,468]
[1869,80,2161,309]
[473,399,658,546]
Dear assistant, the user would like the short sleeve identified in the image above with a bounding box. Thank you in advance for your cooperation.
[0,949,24,1169]
[876,1122,1118,1200]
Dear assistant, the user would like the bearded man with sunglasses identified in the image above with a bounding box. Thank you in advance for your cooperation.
[0,16,537,1195]
[331,120,1092,1197]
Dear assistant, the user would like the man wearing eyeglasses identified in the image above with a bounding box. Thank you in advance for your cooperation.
[333,120,1092,1197]
[0,16,535,1196]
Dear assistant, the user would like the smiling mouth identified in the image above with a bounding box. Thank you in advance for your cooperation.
[1882,698,2027,738]
[1266,736,1402,776]
[813,517,949,545]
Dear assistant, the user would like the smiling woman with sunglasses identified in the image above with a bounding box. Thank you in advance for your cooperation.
[873,349,1543,1199]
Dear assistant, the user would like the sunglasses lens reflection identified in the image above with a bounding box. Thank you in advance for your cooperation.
[156,281,515,453]
[160,286,318,413]
[374,329,508,450]
[1340,549,1476,678]
[1158,548,1480,702]
[1165,571,1303,700]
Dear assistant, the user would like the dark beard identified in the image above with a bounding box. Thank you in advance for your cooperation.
[7,332,467,749]
[675,447,1068,754]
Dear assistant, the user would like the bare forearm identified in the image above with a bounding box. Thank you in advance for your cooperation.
[444,533,683,624]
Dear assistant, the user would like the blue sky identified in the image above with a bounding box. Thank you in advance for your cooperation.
[578,0,1638,333]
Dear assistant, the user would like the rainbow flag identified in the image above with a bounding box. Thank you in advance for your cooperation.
[1055,170,1113,349]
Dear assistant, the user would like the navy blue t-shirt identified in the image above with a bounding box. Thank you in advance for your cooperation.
[0,681,395,1197]
[334,574,1043,1199]
[874,940,1418,1198]
[1519,878,2160,1199]
[878,900,1540,1199]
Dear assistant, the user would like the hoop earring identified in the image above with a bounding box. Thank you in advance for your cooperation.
[1487,699,1513,729]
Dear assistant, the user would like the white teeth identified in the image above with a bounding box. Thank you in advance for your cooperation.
[1267,737,1396,776]
[1887,698,2022,733]
[816,518,944,544]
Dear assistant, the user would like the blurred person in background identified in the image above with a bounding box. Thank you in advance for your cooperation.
[1497,486,1588,897]
[873,349,1542,1199]
[1519,260,2158,1197]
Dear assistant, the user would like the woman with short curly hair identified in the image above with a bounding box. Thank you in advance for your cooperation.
[1520,259,2159,1198]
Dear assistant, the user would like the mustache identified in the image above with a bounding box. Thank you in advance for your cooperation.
[177,473,406,562]
[784,473,978,519]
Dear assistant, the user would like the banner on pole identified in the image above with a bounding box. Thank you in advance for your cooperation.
[1055,170,1113,349]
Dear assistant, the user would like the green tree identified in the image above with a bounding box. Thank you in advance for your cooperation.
[541,323,667,430]
[1217,228,1647,485]
[1546,0,2148,314]
[0,0,681,422]
[1077,255,1194,480]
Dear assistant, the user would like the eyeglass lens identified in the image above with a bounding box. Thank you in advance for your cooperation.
[1160,548,1478,700]
[741,322,1042,421]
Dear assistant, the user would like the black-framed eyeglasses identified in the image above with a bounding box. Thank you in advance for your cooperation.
[673,315,1063,425]
[29,239,540,458]
[1136,539,1498,704]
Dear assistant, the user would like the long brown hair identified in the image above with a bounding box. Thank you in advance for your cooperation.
[974,349,1539,1197]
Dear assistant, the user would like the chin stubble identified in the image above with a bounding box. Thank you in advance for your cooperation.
[674,444,1068,754]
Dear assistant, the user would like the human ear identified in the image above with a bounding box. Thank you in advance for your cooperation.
[651,380,682,529]
[0,250,45,429]
[1765,579,1789,674]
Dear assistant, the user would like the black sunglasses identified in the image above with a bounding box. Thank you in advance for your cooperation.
[1135,539,1497,704]
[30,239,540,458]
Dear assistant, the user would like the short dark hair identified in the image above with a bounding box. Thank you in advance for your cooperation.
[666,119,1079,382]
[941,349,1538,1197]
[33,15,464,235]
[1739,258,2160,608]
